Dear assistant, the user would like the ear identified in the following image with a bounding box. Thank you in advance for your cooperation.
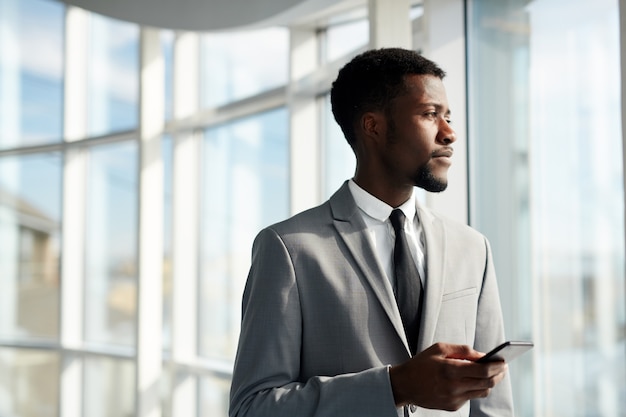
[360,111,386,142]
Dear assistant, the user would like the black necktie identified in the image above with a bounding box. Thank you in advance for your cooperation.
[390,209,423,355]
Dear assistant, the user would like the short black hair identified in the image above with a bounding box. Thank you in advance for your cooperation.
[330,48,446,149]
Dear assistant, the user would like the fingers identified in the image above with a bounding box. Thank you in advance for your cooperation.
[448,357,508,380]
[439,363,506,398]
[429,342,507,378]
[434,343,482,361]
[390,343,508,412]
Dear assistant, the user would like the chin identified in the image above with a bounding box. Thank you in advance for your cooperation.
[423,181,448,193]
[415,169,448,192]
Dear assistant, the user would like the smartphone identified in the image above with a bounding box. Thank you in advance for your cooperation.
[476,341,534,363]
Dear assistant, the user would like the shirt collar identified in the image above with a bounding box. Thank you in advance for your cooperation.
[348,179,417,223]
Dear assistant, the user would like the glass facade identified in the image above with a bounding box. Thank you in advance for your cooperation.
[199,375,231,416]
[468,0,625,415]
[162,135,173,351]
[83,356,135,417]
[322,11,368,62]
[200,28,288,107]
[87,14,139,137]
[321,94,355,198]
[0,153,62,341]
[200,108,289,360]
[0,0,624,416]
[84,141,139,348]
[0,0,64,149]
[0,348,60,417]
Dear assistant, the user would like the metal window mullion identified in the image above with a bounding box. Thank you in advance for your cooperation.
[0,0,19,355]
[620,0,626,272]
[136,26,165,417]
[368,0,411,49]
[170,30,200,417]
[288,26,321,214]
[60,6,89,417]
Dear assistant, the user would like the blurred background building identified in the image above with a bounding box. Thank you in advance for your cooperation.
[0,0,624,416]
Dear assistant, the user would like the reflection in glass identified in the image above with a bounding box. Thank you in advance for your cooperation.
[0,348,59,417]
[84,355,135,417]
[88,13,139,136]
[201,108,289,359]
[468,0,624,415]
[0,153,61,341]
[0,0,64,149]
[200,28,288,108]
[321,95,356,199]
[85,141,138,347]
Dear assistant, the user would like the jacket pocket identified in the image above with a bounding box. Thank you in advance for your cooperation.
[442,287,477,302]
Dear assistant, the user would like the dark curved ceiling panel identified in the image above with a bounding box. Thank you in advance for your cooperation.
[59,0,345,31]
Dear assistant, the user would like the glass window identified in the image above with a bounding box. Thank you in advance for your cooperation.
[0,153,62,341]
[85,141,138,348]
[321,94,355,198]
[88,14,139,137]
[200,108,289,359]
[162,135,173,351]
[323,11,368,63]
[0,348,60,417]
[200,28,288,108]
[467,0,624,415]
[410,3,424,21]
[0,0,64,149]
[83,355,135,417]
[199,374,230,417]
[161,30,174,122]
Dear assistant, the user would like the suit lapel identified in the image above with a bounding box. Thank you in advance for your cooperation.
[330,183,409,352]
[416,203,446,352]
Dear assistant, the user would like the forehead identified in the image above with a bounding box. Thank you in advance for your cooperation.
[399,74,449,106]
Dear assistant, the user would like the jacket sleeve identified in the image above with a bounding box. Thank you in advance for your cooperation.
[228,227,400,417]
[470,237,515,417]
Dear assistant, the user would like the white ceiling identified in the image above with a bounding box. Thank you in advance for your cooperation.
[59,0,358,31]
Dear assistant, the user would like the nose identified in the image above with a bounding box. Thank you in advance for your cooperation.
[438,118,456,145]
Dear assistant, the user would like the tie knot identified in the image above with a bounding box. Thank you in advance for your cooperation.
[389,209,406,233]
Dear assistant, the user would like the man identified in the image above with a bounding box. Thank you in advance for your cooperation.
[229,48,513,417]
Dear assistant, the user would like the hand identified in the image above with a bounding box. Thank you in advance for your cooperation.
[389,343,507,411]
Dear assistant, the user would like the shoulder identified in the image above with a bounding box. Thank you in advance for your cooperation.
[260,181,355,238]
[267,200,333,235]
[251,201,335,255]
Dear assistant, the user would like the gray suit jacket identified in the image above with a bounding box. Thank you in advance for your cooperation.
[229,182,513,417]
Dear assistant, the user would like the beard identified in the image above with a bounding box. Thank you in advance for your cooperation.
[414,162,448,193]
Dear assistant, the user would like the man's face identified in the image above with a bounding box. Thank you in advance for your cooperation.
[382,74,456,192]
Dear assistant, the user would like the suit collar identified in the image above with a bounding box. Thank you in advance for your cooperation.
[329,182,410,353]
[330,182,449,356]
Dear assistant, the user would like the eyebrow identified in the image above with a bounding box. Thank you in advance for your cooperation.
[419,102,452,116]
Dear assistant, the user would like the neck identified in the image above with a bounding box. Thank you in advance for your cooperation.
[352,174,413,208]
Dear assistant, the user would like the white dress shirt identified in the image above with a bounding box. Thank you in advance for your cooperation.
[348,179,426,292]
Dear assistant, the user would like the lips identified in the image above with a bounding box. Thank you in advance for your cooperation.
[432,147,454,158]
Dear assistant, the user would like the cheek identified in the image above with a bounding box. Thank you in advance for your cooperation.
[387,123,433,163]
[399,120,434,148]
